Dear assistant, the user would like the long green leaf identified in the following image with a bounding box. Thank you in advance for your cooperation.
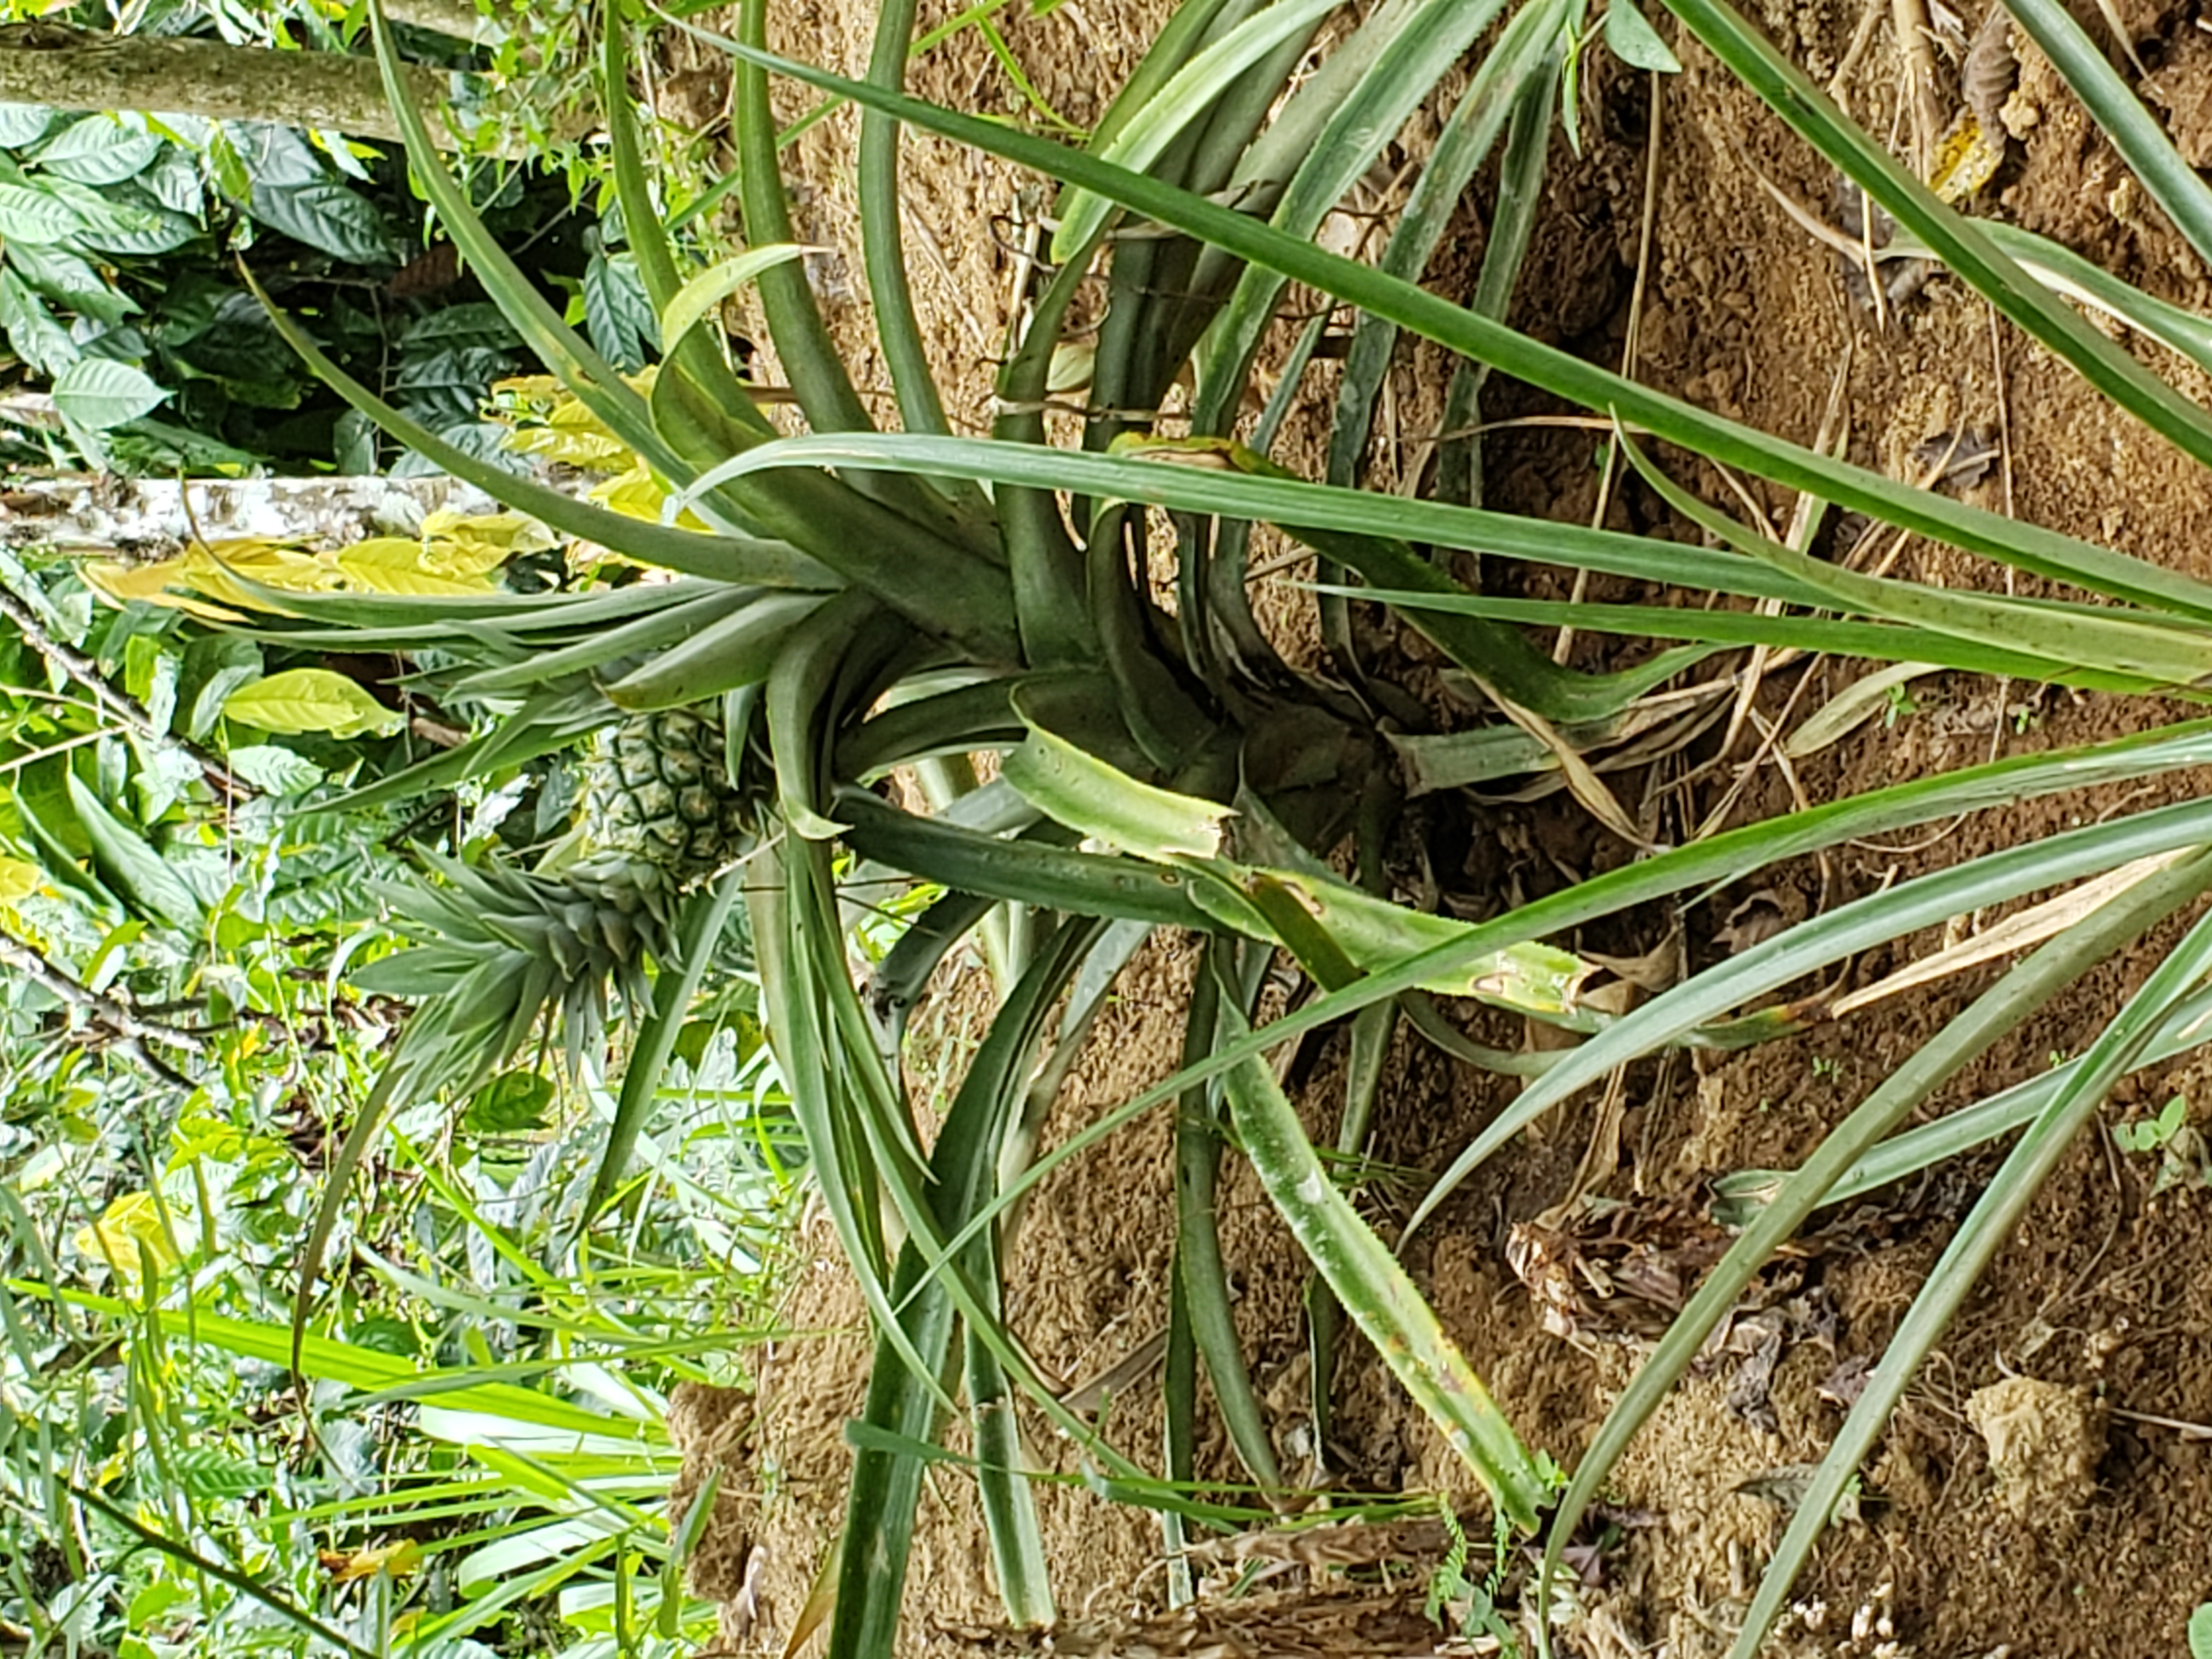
[576,871,746,1231]
[858,0,992,524]
[1051,0,1348,261]
[830,921,1097,1657]
[732,0,872,441]
[1326,0,1568,491]
[1328,585,2168,692]
[1438,45,1558,510]
[403,5,1015,657]
[1216,984,1546,1531]
[60,1480,382,1659]
[601,18,777,442]
[1616,434,2212,684]
[35,1284,632,1439]
[1716,979,2212,1220]
[1403,800,2212,1239]
[705,43,2212,617]
[836,789,1217,928]
[678,432,1793,608]
[906,718,2212,1292]
[1176,940,1286,1495]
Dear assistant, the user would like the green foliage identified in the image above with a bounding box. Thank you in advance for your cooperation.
[0,1,706,475]
[0,546,790,1657]
[2113,1093,2190,1155]
[202,1,2212,1648]
[15,0,2212,1650]
[2113,1093,2210,1195]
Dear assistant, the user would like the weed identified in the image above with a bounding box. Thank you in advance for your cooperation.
[1425,1500,1518,1656]
[2113,1094,2210,1194]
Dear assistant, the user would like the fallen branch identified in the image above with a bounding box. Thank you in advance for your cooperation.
[1,472,511,556]
[0,22,522,154]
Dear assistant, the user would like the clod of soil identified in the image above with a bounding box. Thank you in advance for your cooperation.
[667,1381,761,1610]
[1964,1375,2107,1524]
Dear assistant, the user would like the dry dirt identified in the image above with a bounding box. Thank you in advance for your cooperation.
[659,0,2212,1654]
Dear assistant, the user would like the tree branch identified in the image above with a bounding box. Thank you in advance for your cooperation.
[0,578,251,802]
[0,927,208,1062]
[0,24,516,154]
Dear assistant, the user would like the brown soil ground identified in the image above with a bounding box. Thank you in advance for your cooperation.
[662,1,2212,1654]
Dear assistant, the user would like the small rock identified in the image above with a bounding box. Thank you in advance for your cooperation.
[1964,1374,2105,1522]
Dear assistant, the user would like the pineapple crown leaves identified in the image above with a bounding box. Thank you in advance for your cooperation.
[354,852,657,1104]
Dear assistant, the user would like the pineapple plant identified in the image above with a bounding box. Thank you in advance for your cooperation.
[343,642,766,1115]
[210,0,2212,1651]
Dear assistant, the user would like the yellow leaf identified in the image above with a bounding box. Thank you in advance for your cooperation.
[319,1539,423,1584]
[222,669,405,740]
[419,537,511,580]
[74,1192,182,1284]
[0,856,44,903]
[419,510,558,561]
[503,422,633,470]
[82,558,245,622]
[332,538,501,597]
[587,465,710,532]
[1931,110,2005,204]
[494,385,645,471]
[183,543,341,602]
[490,373,566,410]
